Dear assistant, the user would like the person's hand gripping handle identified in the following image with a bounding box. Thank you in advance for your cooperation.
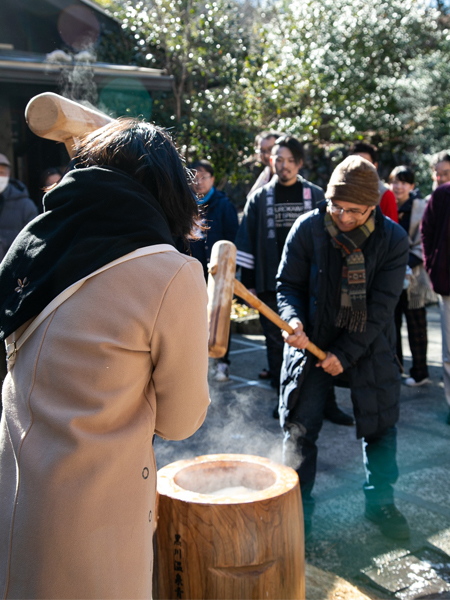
[232,280,326,361]
[282,317,344,376]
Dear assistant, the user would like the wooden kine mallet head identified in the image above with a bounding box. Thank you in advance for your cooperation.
[25,92,113,157]
[207,240,326,361]
[207,241,237,358]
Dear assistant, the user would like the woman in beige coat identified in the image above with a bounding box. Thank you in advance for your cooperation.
[0,120,210,599]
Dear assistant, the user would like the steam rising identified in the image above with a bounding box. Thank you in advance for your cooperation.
[154,361,284,469]
[174,463,276,495]
[46,47,98,107]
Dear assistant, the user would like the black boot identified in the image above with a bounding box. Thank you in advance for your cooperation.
[323,388,354,426]
[365,503,410,540]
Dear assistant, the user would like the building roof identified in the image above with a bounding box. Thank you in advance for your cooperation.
[0,0,173,92]
[0,50,173,91]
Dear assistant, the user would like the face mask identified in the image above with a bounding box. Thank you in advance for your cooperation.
[0,176,9,194]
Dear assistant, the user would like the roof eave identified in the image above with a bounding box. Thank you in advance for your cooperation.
[0,58,173,91]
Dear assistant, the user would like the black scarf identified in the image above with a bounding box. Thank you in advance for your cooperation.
[0,166,175,341]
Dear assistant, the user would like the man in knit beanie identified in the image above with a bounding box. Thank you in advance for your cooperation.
[276,155,410,541]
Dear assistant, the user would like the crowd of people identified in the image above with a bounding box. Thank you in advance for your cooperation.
[188,136,449,399]
[184,136,450,541]
[0,124,449,596]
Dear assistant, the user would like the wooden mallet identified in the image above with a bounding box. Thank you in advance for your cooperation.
[25,92,113,157]
[207,240,327,361]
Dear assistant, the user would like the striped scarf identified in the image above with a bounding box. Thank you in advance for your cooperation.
[324,211,375,333]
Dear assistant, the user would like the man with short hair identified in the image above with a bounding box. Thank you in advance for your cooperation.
[277,156,410,540]
[349,141,398,222]
[236,136,325,410]
[227,131,281,209]
[247,131,282,195]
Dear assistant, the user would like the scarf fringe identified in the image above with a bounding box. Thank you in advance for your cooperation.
[335,307,367,333]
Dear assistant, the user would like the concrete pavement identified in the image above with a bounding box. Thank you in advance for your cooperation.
[154,305,450,599]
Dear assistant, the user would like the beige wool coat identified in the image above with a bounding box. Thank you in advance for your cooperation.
[0,245,210,600]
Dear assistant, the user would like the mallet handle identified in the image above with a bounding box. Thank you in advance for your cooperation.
[233,279,327,361]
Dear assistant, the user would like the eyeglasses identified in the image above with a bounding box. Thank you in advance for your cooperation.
[327,200,371,216]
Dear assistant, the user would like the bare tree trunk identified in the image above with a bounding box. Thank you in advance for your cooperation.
[173,86,182,122]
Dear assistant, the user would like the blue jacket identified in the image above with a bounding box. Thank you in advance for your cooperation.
[188,189,238,279]
[277,203,409,438]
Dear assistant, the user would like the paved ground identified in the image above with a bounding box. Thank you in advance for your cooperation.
[154,305,450,599]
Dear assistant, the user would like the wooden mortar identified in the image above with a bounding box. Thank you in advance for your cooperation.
[154,454,305,600]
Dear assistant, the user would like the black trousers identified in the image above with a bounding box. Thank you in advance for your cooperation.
[394,289,428,381]
[257,291,284,392]
[283,364,398,519]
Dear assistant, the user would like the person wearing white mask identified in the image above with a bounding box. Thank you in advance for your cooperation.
[0,153,38,262]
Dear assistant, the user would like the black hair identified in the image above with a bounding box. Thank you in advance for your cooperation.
[40,167,63,188]
[189,159,214,177]
[349,142,378,164]
[432,150,450,166]
[389,165,415,184]
[254,131,284,147]
[73,118,198,241]
[272,135,304,164]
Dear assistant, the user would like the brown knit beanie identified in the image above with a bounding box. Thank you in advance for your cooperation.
[326,155,380,206]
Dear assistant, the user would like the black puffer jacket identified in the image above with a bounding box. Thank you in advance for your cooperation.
[277,203,409,439]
